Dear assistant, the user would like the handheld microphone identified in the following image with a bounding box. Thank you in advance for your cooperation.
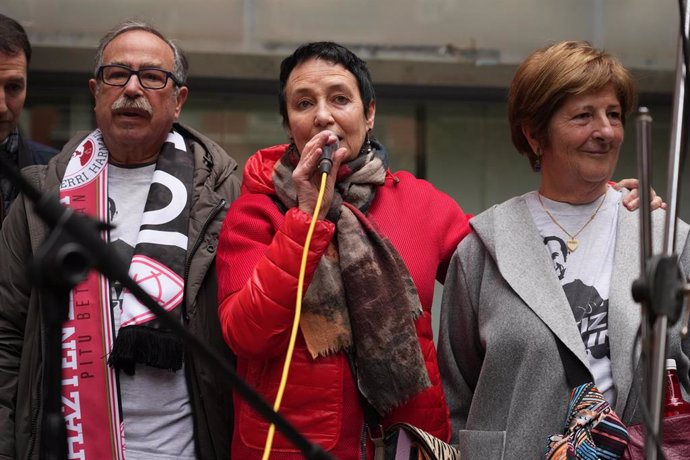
[318,141,339,174]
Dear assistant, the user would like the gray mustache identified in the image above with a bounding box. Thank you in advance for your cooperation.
[111,96,153,116]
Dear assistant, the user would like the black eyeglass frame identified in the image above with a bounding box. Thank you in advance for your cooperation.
[96,64,184,90]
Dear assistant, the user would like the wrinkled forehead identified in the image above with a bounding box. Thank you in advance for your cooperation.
[287,58,359,95]
[102,30,174,70]
[0,51,28,75]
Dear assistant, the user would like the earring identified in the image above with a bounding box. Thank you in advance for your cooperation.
[534,148,542,173]
[359,130,373,156]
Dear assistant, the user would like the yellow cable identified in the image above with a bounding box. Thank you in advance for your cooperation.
[262,171,329,460]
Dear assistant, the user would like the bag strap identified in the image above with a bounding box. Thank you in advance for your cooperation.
[345,350,461,460]
[346,349,386,459]
[555,339,591,388]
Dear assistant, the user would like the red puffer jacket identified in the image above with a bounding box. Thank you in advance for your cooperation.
[217,144,471,459]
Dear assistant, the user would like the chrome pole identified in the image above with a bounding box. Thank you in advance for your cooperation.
[636,107,653,267]
[641,2,690,458]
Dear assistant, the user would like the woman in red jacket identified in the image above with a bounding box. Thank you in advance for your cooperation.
[216,42,471,459]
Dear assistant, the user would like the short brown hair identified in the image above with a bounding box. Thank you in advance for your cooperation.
[508,41,635,171]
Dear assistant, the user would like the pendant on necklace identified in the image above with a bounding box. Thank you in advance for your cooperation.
[566,239,579,252]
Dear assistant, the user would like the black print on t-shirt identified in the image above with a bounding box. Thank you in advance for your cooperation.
[562,279,609,360]
[108,197,118,222]
[544,236,569,280]
[109,238,135,313]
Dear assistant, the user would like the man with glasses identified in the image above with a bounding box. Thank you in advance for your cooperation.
[0,14,58,227]
[0,19,239,460]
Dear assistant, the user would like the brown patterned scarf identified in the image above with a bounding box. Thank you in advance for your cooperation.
[272,140,431,415]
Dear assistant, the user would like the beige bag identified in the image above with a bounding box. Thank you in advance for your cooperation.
[383,423,461,460]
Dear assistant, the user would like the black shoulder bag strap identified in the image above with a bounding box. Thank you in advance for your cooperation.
[555,339,592,388]
[346,348,386,460]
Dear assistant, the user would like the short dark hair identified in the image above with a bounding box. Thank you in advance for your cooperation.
[93,18,188,85]
[278,41,375,128]
[0,14,31,63]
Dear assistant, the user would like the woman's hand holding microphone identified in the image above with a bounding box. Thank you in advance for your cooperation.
[293,130,347,220]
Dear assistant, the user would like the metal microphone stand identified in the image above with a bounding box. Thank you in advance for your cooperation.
[0,154,334,460]
[30,201,110,460]
[632,2,690,458]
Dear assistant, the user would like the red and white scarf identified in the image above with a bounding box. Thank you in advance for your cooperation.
[58,129,193,458]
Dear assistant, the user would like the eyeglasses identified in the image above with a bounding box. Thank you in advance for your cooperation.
[97,64,183,90]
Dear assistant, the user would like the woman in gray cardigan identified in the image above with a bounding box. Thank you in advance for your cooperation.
[438,41,690,459]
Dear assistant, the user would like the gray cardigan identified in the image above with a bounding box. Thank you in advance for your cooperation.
[438,194,690,460]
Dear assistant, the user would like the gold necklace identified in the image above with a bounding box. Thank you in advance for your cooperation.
[537,188,608,252]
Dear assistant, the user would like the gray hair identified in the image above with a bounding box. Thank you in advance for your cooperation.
[93,18,188,85]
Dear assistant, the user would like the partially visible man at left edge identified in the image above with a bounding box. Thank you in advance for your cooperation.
[0,18,239,459]
[0,13,57,225]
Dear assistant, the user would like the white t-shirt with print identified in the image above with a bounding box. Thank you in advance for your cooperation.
[526,186,622,405]
[108,163,195,460]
